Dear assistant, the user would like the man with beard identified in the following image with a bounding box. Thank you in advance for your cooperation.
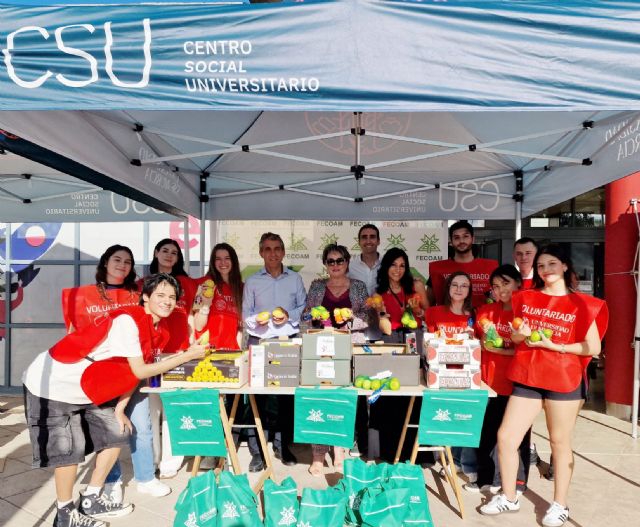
[427,220,498,308]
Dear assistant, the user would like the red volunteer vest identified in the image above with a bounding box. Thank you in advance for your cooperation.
[507,290,609,392]
[195,280,241,350]
[158,275,197,353]
[425,305,473,336]
[61,284,139,331]
[475,303,515,396]
[429,258,499,308]
[50,306,169,405]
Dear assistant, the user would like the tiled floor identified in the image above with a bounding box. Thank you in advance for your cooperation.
[1,390,638,527]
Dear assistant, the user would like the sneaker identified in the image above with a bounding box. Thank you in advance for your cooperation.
[479,493,521,516]
[78,493,133,520]
[463,481,481,493]
[54,504,107,527]
[248,453,264,473]
[136,478,171,497]
[542,502,569,527]
[103,480,123,505]
[349,441,361,457]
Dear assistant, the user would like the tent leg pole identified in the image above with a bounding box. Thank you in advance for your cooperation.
[515,200,523,240]
[631,199,640,439]
[183,217,190,270]
[200,201,206,276]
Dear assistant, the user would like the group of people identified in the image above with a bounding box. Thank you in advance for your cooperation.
[22,221,607,527]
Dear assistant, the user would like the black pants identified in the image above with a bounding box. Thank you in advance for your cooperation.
[477,395,531,488]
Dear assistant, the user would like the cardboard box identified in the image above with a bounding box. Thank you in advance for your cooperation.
[423,365,482,390]
[352,343,420,386]
[250,341,302,387]
[300,359,351,386]
[162,351,248,388]
[302,329,352,360]
[265,365,300,387]
[425,338,481,368]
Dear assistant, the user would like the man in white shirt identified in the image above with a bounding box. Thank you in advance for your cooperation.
[513,237,539,290]
[348,224,382,295]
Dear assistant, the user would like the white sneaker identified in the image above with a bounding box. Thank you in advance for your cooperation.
[542,502,569,527]
[103,481,123,505]
[480,493,521,515]
[136,478,171,497]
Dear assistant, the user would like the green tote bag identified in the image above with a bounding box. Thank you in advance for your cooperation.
[216,471,263,527]
[263,477,299,527]
[161,389,227,457]
[418,389,489,447]
[294,387,358,448]
[173,470,217,527]
[297,487,348,527]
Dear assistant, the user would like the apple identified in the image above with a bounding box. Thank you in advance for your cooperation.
[389,378,401,391]
[370,379,382,391]
[362,379,372,390]
[529,330,542,343]
[542,328,553,339]
[354,376,366,389]
[512,317,524,329]
[493,337,504,348]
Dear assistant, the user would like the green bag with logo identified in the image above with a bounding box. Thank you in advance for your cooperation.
[160,389,227,456]
[294,387,358,448]
[298,487,348,527]
[343,458,388,525]
[386,463,433,526]
[263,477,299,527]
[418,389,489,447]
[216,471,262,527]
[173,470,217,527]
[359,486,410,527]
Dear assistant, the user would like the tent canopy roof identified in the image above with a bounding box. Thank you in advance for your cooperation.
[1,1,639,220]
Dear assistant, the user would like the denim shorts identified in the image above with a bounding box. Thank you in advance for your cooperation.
[23,387,130,468]
[512,380,587,401]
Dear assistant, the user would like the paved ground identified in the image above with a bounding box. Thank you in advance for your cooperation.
[1,389,638,527]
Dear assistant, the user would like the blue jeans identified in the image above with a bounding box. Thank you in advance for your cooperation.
[106,387,155,484]
[452,447,478,477]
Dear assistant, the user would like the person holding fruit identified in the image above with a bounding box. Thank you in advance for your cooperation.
[242,232,306,471]
[193,243,244,350]
[23,274,207,527]
[371,247,427,462]
[472,265,530,495]
[303,244,369,476]
[481,244,608,527]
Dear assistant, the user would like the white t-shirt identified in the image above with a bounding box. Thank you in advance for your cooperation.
[349,253,382,296]
[23,314,143,404]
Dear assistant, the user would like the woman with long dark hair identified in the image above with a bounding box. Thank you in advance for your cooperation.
[425,271,475,336]
[481,245,608,527]
[371,248,427,462]
[471,265,530,495]
[148,238,196,353]
[193,243,244,349]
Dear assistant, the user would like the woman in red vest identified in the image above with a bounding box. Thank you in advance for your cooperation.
[149,238,197,352]
[481,245,608,527]
[473,265,529,495]
[146,239,198,481]
[62,245,139,332]
[425,271,475,336]
[192,242,244,350]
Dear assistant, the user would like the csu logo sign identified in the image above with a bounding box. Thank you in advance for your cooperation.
[2,18,152,89]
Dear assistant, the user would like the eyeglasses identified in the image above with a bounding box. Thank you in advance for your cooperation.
[326,258,346,266]
[450,283,470,289]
